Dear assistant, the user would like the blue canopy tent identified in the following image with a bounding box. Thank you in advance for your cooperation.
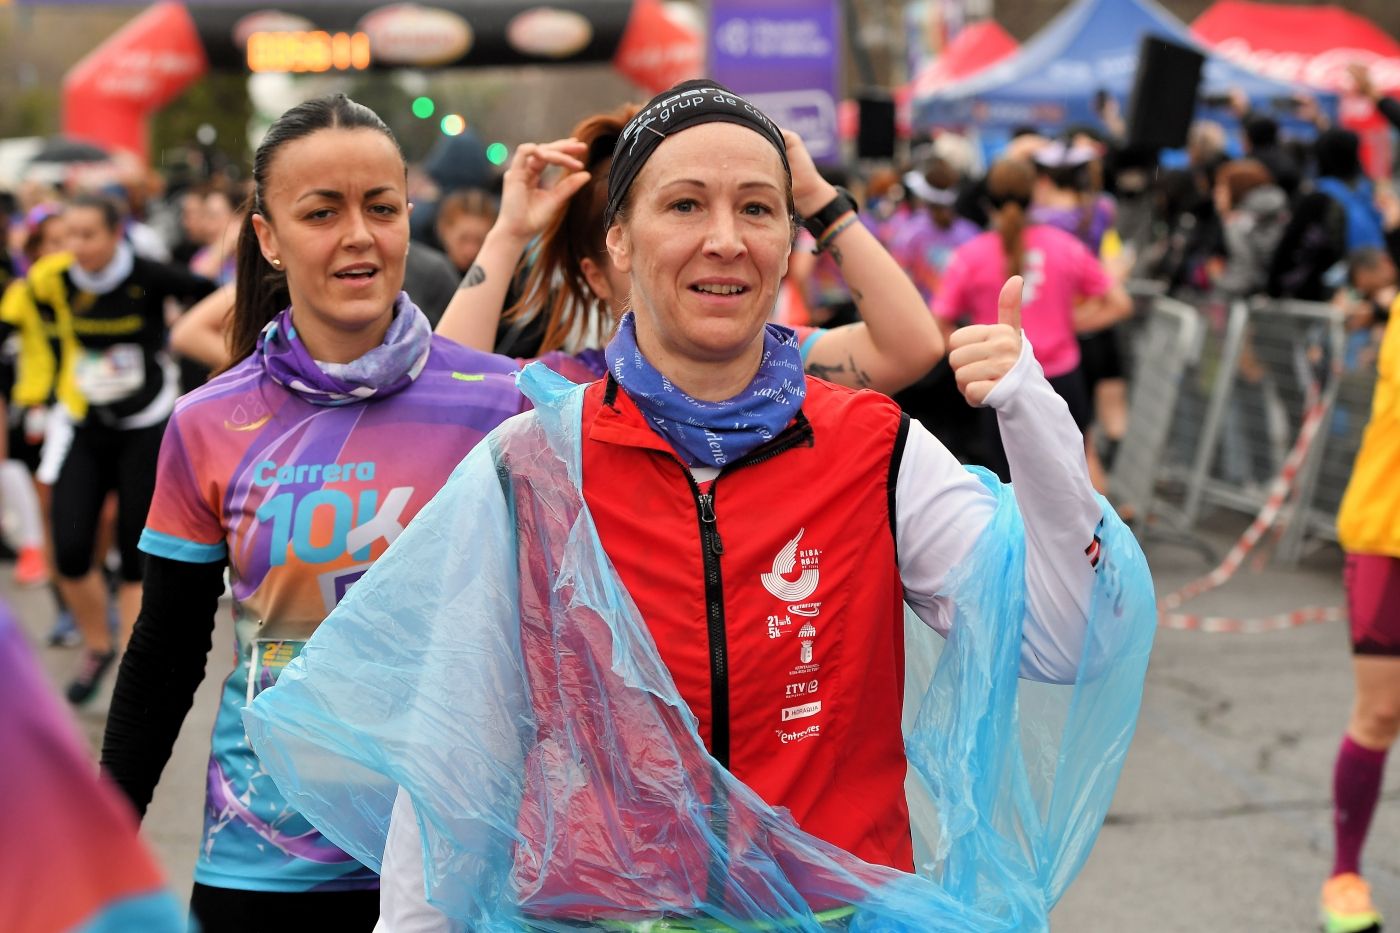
[913,0,1338,138]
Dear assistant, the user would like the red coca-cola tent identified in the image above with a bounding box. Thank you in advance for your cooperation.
[1193,0,1400,175]
[62,0,700,162]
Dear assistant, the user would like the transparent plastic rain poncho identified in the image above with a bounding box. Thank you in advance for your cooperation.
[244,363,1157,932]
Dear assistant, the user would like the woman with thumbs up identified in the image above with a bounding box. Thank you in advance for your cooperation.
[246,81,1153,932]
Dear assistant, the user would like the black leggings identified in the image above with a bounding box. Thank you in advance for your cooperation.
[51,420,165,582]
[189,883,379,933]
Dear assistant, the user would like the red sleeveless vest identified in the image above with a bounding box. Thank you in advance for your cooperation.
[580,376,913,872]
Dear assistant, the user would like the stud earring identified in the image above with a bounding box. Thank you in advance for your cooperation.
[270,258,282,268]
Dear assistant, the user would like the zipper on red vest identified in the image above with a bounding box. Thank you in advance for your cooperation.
[682,472,730,768]
[672,415,815,910]
[673,413,814,769]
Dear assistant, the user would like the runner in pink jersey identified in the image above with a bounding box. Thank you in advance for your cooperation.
[932,158,1129,479]
[933,218,1112,380]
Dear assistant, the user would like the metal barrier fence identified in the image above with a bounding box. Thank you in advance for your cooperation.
[1114,287,1371,567]
[1109,293,1202,532]
[1276,301,1377,562]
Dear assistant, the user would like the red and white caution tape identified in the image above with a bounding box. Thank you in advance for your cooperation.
[1156,375,1346,633]
[1158,605,1346,634]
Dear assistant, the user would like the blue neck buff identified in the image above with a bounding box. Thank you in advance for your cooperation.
[604,311,806,468]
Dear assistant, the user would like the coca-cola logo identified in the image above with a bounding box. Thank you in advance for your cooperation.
[1210,37,1400,93]
[359,4,473,67]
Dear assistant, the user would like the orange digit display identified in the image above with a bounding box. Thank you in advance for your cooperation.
[247,31,372,73]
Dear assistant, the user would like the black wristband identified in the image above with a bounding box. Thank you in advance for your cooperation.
[801,186,857,240]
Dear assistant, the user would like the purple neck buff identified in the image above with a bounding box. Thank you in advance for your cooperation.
[258,292,433,406]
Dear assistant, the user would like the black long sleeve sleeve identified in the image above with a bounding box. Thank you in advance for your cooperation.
[100,554,225,819]
[1377,96,1400,133]
[148,259,218,304]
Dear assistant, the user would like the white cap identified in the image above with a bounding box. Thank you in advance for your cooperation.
[1032,141,1101,169]
[902,170,958,206]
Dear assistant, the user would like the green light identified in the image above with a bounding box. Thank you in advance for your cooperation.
[440,114,466,136]
[411,96,435,119]
[486,142,509,165]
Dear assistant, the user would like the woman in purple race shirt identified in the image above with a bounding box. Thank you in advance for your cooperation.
[98,95,526,933]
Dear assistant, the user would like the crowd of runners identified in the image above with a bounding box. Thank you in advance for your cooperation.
[2,61,1398,933]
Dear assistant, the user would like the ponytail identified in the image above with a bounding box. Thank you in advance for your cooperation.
[997,201,1025,279]
[225,209,288,370]
[504,103,640,354]
[986,158,1036,281]
[504,169,612,354]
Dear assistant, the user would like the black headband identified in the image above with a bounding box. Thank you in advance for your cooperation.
[604,79,790,229]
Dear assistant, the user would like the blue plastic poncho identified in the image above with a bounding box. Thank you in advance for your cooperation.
[244,363,1156,931]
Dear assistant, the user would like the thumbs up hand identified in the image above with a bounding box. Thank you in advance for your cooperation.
[948,276,1025,407]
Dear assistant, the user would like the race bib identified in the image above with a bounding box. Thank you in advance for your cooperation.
[247,638,307,705]
[74,344,144,405]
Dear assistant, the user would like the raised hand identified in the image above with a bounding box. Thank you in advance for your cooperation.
[948,275,1024,407]
[782,129,838,220]
[496,138,592,242]
[1377,181,1400,231]
[1349,62,1377,101]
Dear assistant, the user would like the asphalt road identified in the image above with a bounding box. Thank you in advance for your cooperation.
[12,511,1397,931]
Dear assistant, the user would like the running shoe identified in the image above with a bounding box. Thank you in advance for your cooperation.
[46,610,81,647]
[65,648,117,705]
[13,545,48,587]
[1320,872,1383,933]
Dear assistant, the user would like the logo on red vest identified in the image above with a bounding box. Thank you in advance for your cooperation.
[781,700,822,721]
[785,679,819,698]
[776,724,821,744]
[761,528,821,602]
[789,617,821,675]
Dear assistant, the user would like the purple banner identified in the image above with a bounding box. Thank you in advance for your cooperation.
[707,0,841,163]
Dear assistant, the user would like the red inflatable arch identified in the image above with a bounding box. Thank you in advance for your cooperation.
[63,1,208,162]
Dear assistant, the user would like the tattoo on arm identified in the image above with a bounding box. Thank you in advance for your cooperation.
[824,244,865,302]
[457,264,487,290]
[804,352,873,389]
[805,360,845,381]
[847,350,873,388]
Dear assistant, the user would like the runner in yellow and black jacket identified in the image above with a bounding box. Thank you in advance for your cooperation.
[9,195,215,704]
